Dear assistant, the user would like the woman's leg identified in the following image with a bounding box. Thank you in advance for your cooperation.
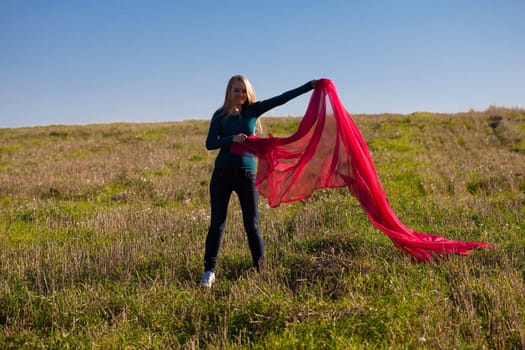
[236,172,265,270]
[204,169,232,272]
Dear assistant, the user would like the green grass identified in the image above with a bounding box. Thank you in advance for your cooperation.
[1,109,524,349]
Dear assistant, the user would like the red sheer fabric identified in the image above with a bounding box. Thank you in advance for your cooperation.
[231,79,492,260]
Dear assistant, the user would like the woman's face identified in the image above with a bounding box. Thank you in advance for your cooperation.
[230,80,247,107]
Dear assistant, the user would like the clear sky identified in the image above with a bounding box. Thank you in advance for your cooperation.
[1,0,524,128]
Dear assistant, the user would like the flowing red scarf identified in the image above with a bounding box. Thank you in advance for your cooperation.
[231,79,492,260]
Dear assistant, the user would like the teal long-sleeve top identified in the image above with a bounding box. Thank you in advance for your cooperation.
[205,81,314,172]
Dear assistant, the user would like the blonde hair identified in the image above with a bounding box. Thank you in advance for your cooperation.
[254,118,264,136]
[220,75,264,135]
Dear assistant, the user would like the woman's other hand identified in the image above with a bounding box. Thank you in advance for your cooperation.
[233,133,248,143]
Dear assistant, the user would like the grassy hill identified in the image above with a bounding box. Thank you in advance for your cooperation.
[1,107,524,349]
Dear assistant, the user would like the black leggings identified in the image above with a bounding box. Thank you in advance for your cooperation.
[203,168,265,272]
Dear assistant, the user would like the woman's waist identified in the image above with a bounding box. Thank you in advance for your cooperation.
[215,153,255,172]
[213,167,254,176]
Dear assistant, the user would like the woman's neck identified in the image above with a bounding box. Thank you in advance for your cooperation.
[229,105,241,115]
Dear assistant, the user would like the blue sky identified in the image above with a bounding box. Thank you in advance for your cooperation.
[1,0,524,128]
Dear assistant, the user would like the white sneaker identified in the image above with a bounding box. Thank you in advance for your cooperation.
[199,271,216,288]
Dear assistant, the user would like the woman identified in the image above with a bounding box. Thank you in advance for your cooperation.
[201,75,318,288]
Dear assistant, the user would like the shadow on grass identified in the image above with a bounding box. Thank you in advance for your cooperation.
[281,232,398,299]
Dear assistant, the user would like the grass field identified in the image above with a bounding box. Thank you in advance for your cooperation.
[1,107,524,349]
